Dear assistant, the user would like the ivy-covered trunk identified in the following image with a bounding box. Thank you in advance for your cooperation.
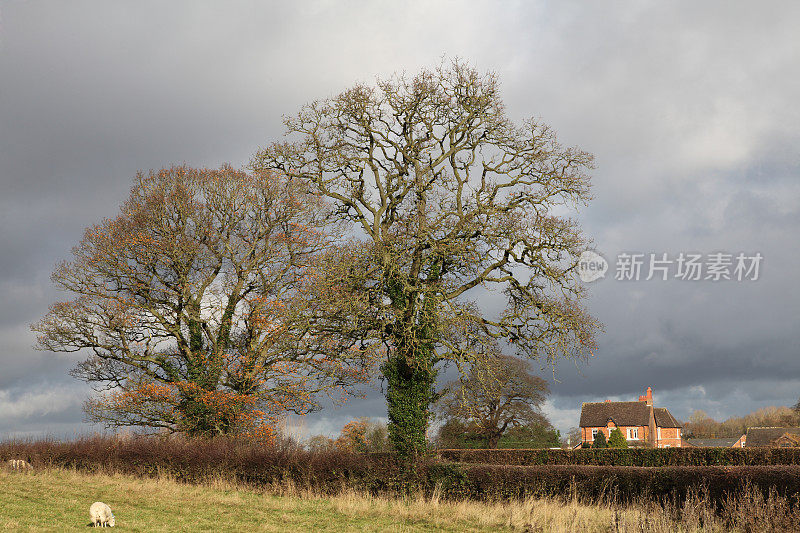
[485,431,502,449]
[383,348,437,461]
[383,273,440,462]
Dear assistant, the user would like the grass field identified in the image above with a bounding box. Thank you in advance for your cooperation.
[0,467,644,532]
[1,467,794,532]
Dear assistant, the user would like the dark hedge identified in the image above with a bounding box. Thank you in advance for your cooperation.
[432,464,800,504]
[438,447,800,466]
[3,437,800,505]
[0,436,398,492]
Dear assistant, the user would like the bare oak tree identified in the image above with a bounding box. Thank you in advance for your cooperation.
[33,165,371,439]
[253,60,599,458]
[436,353,551,449]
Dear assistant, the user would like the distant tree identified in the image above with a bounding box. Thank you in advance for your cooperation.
[684,406,800,439]
[795,398,800,414]
[563,427,582,449]
[434,419,482,449]
[739,406,800,430]
[593,431,608,448]
[364,420,390,452]
[501,424,560,448]
[306,435,336,453]
[252,60,600,459]
[436,351,552,449]
[32,165,371,440]
[336,418,370,452]
[334,418,391,452]
[608,428,628,448]
[683,410,720,438]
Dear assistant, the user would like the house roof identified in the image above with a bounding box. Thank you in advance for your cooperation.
[579,401,650,427]
[685,438,738,448]
[775,433,800,447]
[653,407,682,428]
[745,427,800,447]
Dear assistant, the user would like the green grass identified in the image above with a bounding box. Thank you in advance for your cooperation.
[6,466,797,532]
[0,469,511,532]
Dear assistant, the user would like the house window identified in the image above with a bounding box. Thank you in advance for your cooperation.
[627,428,639,440]
[592,429,598,440]
[657,427,661,441]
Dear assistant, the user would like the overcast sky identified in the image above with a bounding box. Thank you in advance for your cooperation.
[1,1,799,440]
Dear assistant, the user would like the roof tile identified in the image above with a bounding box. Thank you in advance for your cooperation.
[745,427,800,447]
[579,401,650,427]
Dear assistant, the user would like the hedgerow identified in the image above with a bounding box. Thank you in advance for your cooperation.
[3,436,800,506]
[436,464,800,504]
[438,447,800,466]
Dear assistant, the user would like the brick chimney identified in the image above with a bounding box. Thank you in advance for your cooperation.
[638,387,653,406]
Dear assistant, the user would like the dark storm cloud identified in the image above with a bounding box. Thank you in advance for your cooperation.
[1,1,799,438]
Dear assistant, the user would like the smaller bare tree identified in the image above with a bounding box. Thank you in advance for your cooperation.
[563,427,581,449]
[436,351,551,449]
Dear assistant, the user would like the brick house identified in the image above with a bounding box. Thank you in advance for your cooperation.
[579,387,683,448]
[744,427,800,447]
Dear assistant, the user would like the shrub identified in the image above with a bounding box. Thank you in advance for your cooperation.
[593,432,608,448]
[608,429,628,448]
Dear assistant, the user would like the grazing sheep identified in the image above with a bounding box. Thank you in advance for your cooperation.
[5,459,33,471]
[89,502,115,528]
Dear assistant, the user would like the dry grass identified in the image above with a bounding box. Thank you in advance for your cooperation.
[219,478,800,532]
[2,466,798,532]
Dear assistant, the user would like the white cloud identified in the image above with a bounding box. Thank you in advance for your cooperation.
[0,386,85,423]
[541,399,581,435]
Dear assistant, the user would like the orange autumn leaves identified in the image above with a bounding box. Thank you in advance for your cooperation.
[34,165,376,440]
[104,381,278,444]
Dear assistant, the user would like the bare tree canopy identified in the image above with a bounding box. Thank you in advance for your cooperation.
[683,406,800,439]
[437,353,551,449]
[253,60,600,457]
[32,165,371,439]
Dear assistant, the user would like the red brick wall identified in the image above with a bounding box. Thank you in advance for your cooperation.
[656,427,682,447]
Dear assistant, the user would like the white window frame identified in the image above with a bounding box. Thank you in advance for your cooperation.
[627,428,639,440]
[657,427,662,441]
[591,428,599,440]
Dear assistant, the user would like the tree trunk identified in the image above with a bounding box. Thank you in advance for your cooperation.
[486,431,502,449]
[384,350,437,462]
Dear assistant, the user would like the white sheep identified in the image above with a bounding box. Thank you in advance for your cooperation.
[89,502,116,528]
[6,459,33,471]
